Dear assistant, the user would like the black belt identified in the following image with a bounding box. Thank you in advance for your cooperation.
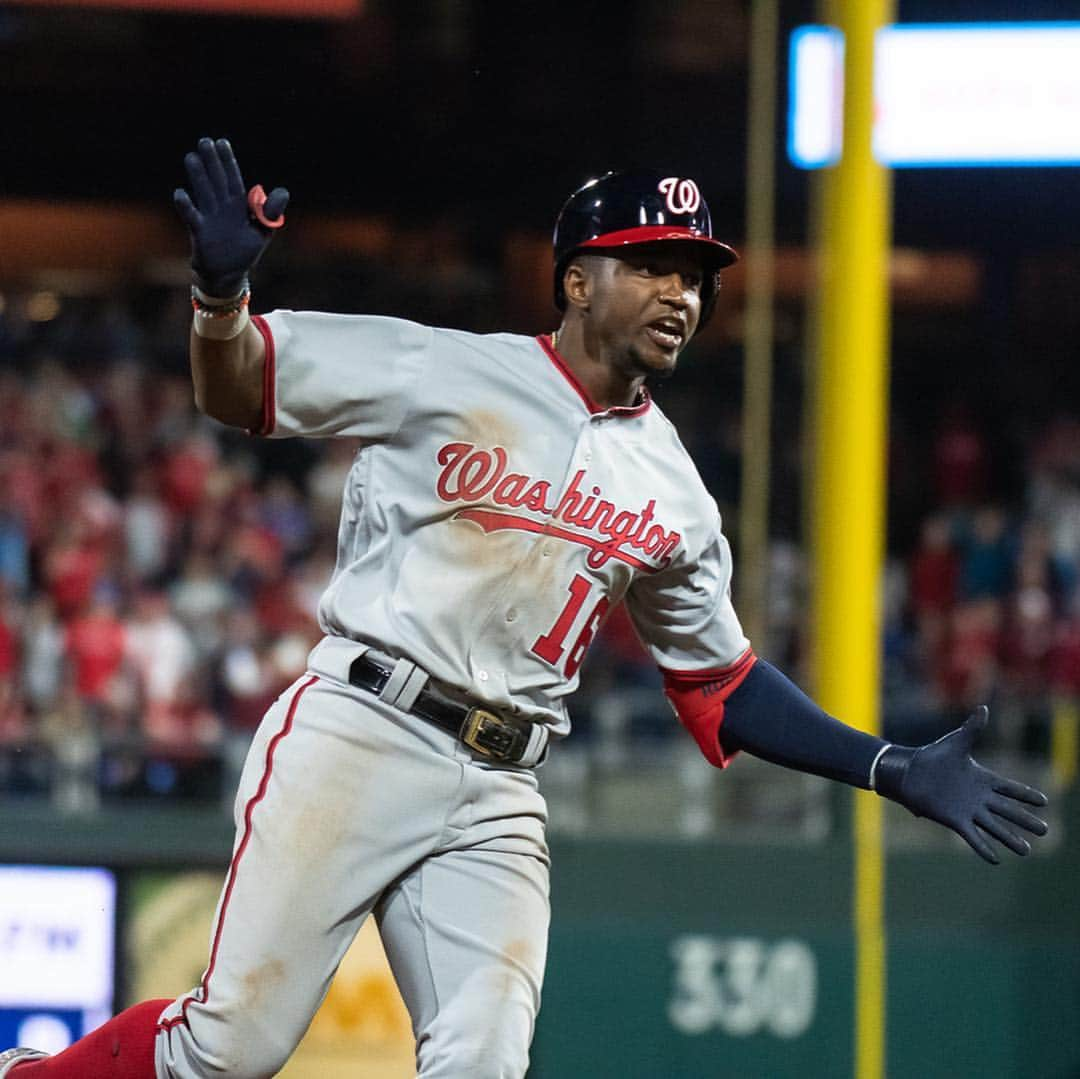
[348,651,535,765]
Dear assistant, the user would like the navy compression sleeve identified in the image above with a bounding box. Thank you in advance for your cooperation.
[718,660,888,789]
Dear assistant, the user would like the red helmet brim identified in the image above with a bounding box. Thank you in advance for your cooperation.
[577,225,738,268]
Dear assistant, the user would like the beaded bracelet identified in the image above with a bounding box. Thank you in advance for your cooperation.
[191,285,252,340]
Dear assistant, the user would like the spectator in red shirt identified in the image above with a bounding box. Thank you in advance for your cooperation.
[911,514,960,615]
[64,593,130,722]
[910,513,959,668]
[162,432,218,515]
[933,405,988,508]
[1048,613,1080,698]
[44,520,105,619]
[0,597,26,743]
[940,597,1003,709]
[0,606,15,679]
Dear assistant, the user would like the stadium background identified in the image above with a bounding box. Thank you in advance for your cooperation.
[0,1,1078,1076]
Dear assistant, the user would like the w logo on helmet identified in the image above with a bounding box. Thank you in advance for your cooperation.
[658,177,701,216]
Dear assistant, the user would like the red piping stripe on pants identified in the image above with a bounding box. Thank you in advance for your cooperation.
[158,674,320,1033]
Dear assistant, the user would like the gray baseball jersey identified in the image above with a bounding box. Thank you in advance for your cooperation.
[155,313,749,1079]
[255,310,748,731]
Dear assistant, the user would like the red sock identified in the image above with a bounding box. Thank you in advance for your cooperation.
[11,999,171,1078]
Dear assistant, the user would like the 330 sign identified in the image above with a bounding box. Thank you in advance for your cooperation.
[668,935,817,1039]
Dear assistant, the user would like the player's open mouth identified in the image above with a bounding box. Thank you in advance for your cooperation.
[645,319,685,350]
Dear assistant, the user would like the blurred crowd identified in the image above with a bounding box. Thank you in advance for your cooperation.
[0,290,346,803]
[883,409,1080,746]
[0,287,1076,810]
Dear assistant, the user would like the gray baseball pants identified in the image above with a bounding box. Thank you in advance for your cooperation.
[155,653,551,1079]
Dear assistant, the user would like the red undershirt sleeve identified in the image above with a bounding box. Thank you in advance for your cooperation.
[660,648,758,768]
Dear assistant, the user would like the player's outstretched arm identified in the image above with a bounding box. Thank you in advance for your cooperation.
[174,136,288,431]
[713,660,1048,864]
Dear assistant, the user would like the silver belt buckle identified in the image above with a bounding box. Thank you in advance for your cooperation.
[461,707,517,761]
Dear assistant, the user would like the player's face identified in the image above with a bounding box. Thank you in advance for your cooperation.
[581,245,706,379]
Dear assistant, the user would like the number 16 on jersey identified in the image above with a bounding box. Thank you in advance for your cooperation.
[531,574,610,679]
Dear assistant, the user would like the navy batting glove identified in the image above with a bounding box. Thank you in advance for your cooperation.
[875,705,1049,864]
[173,137,289,297]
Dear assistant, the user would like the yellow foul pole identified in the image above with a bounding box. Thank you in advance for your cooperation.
[812,3,894,1078]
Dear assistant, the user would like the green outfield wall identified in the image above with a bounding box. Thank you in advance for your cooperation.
[2,792,1076,1079]
[532,835,1079,1078]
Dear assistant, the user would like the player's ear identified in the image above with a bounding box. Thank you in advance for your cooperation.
[563,258,592,312]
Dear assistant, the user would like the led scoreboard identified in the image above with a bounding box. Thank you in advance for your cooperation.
[790,23,1080,168]
[0,866,117,1055]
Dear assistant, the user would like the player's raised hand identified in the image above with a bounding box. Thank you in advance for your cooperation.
[173,136,289,298]
[875,705,1049,864]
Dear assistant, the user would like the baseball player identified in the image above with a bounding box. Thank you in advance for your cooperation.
[0,139,1049,1078]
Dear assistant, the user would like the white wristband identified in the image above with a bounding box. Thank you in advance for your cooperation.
[868,743,892,791]
[192,283,249,307]
[193,304,251,340]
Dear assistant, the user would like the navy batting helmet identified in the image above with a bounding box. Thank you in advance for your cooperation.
[553,169,738,331]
